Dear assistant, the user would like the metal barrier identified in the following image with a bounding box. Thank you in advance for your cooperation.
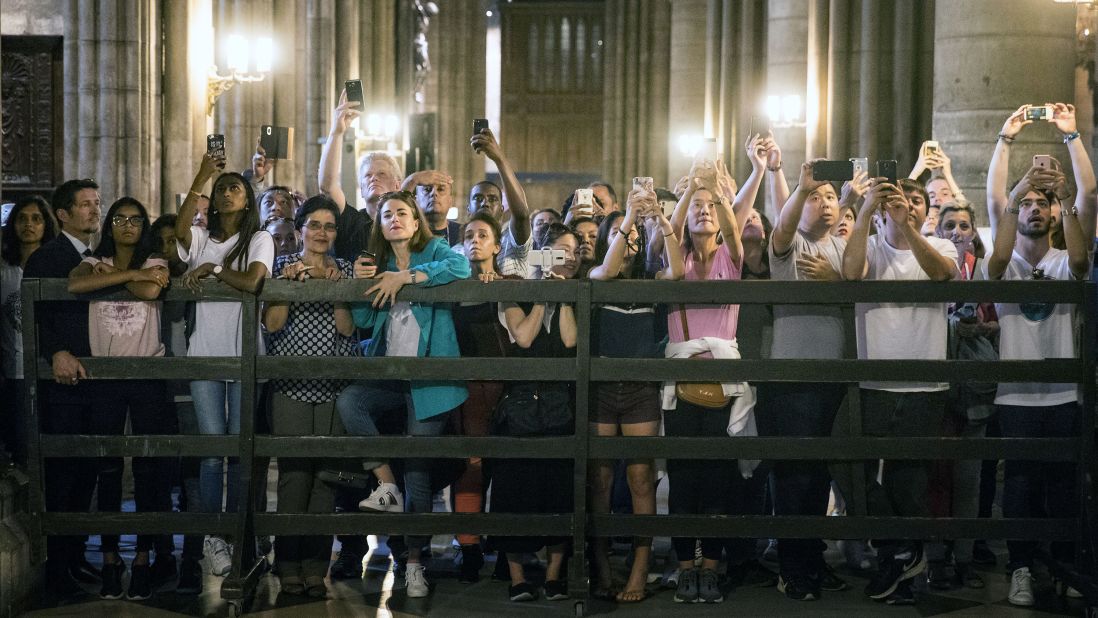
[19,277,1098,615]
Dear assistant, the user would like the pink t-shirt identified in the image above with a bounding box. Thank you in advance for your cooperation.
[667,241,742,356]
[84,256,167,357]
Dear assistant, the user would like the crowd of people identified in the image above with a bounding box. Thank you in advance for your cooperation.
[1,97,1092,608]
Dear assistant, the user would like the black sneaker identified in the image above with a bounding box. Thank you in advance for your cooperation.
[544,579,569,601]
[674,567,699,603]
[885,579,916,605]
[149,554,177,587]
[729,559,778,588]
[176,557,202,594]
[458,545,484,584]
[865,546,926,601]
[778,574,819,601]
[509,581,538,602]
[99,562,125,600]
[698,568,723,603]
[330,549,364,579]
[814,563,849,592]
[126,564,152,601]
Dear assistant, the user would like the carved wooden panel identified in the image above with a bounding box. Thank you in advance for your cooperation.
[1,36,63,203]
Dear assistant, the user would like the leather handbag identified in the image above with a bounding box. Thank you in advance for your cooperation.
[674,305,731,409]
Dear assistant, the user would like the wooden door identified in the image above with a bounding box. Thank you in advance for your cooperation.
[500,2,605,214]
[1,36,63,205]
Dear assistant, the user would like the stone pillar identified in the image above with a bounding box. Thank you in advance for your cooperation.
[431,1,486,198]
[933,0,1076,221]
[603,0,671,189]
[766,0,808,176]
[160,0,209,214]
[666,0,707,184]
[805,0,828,160]
[64,0,161,212]
[305,0,337,196]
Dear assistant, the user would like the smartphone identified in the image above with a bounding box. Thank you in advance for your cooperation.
[473,118,489,137]
[749,115,770,138]
[345,79,364,106]
[575,188,594,208]
[850,157,869,177]
[1024,105,1055,122]
[812,160,854,182]
[206,134,225,159]
[528,248,567,272]
[632,176,654,193]
[357,250,377,265]
[1033,154,1061,172]
[922,140,940,158]
[877,159,898,185]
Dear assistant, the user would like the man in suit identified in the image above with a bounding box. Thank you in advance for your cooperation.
[23,178,103,599]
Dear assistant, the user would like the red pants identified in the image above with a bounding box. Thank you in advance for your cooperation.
[452,381,502,545]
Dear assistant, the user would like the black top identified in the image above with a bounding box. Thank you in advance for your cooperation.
[23,235,90,360]
[335,204,371,262]
[507,302,574,360]
[595,304,660,359]
[453,302,508,358]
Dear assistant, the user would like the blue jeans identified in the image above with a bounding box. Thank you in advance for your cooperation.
[190,380,242,519]
[336,380,449,551]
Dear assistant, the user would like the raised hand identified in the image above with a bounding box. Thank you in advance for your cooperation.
[471,127,504,161]
[745,134,767,171]
[840,170,871,207]
[715,159,739,202]
[1051,102,1078,136]
[198,152,225,183]
[330,89,362,136]
[252,139,273,180]
[797,160,829,195]
[1000,104,1032,140]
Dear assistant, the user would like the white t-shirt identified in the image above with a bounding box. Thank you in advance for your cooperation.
[855,234,957,392]
[988,248,1080,407]
[178,226,274,357]
[385,302,422,357]
[1,262,23,379]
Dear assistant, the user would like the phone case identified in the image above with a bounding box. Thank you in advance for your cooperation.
[813,160,854,182]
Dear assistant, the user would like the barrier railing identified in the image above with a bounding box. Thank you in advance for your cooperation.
[20,277,1097,615]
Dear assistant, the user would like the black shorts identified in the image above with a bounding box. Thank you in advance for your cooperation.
[593,381,661,425]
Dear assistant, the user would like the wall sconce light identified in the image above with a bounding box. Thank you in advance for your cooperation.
[207,33,274,115]
[360,113,402,141]
[765,94,805,128]
[677,134,704,158]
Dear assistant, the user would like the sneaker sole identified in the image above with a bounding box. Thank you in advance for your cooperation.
[868,555,927,600]
[545,593,569,601]
[100,592,124,600]
[358,503,404,513]
[126,593,151,601]
[673,595,697,603]
[510,592,536,602]
[778,578,819,601]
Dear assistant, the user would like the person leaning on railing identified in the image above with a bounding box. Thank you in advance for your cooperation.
[334,190,470,599]
[661,153,758,605]
[261,195,359,598]
[67,196,175,601]
[490,222,579,604]
[841,175,958,606]
[985,101,1097,606]
[175,153,275,579]
[586,185,683,603]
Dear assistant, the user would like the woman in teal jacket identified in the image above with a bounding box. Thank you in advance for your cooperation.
[336,190,468,598]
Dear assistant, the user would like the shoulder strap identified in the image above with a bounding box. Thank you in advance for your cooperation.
[678,304,691,340]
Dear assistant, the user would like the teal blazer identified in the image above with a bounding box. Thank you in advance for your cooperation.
[351,237,470,419]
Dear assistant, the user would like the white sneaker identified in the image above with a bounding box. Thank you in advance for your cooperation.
[358,482,404,513]
[205,536,233,577]
[405,564,429,598]
[1008,567,1035,606]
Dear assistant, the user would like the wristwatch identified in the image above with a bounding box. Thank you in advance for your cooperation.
[213,265,224,276]
[409,270,419,284]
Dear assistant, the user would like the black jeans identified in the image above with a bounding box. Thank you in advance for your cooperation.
[665,398,737,563]
[90,380,177,554]
[756,382,844,577]
[998,402,1079,571]
[859,389,946,557]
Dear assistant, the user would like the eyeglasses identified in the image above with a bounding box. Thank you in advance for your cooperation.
[304,221,338,233]
[111,215,145,227]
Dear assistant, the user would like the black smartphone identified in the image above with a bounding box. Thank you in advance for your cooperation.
[345,79,364,106]
[877,159,898,185]
[749,115,770,137]
[812,160,854,182]
[473,118,489,136]
[207,134,225,158]
[358,250,377,265]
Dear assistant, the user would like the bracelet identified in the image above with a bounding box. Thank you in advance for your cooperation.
[662,230,674,238]
[188,190,202,199]
[617,226,628,236]
[997,133,1015,144]
[1064,131,1081,144]
[1064,205,1078,217]
[767,162,782,171]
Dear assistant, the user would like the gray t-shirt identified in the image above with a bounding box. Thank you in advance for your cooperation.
[768,231,847,359]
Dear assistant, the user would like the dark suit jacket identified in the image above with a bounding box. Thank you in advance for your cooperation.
[22,234,91,362]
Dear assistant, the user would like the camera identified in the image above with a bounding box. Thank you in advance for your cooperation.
[528,248,567,274]
[573,188,595,217]
[877,160,898,185]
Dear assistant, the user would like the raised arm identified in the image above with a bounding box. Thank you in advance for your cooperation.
[735,135,768,231]
[842,179,887,280]
[714,170,743,266]
[988,105,1032,235]
[472,128,531,244]
[987,171,1031,280]
[891,206,958,282]
[763,135,790,219]
[670,176,696,241]
[588,195,640,281]
[401,170,453,193]
[557,304,577,349]
[1052,103,1098,241]
[318,89,361,213]
[772,161,828,255]
[176,153,224,253]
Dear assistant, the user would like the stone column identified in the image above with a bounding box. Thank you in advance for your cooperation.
[766,0,808,176]
[933,0,1075,221]
[305,0,337,196]
[666,0,707,184]
[160,0,209,214]
[431,1,486,198]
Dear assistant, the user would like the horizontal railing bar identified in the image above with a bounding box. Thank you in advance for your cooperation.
[28,278,1089,305]
[40,513,236,535]
[591,358,1083,383]
[254,436,577,459]
[254,513,573,536]
[255,357,576,381]
[589,515,1076,541]
[35,435,1081,461]
[40,435,239,457]
[590,437,1080,461]
[37,357,241,380]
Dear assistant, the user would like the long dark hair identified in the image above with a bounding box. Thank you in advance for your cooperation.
[2,195,57,267]
[94,197,157,269]
[208,172,260,268]
[594,211,645,279]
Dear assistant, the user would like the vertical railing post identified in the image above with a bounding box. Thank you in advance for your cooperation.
[20,280,45,560]
[840,304,868,517]
[569,281,592,605]
[1076,282,1097,568]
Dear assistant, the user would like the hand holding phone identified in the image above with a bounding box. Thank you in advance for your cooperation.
[812,160,854,182]
[207,134,225,159]
[354,250,378,279]
[344,80,364,106]
[877,160,898,185]
[1024,105,1055,122]
[473,118,489,137]
[573,189,595,218]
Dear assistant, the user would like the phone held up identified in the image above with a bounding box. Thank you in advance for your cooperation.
[207,134,225,159]
[850,157,869,177]
[877,160,898,185]
[473,118,489,137]
[921,140,940,158]
[1023,105,1055,122]
[1033,154,1061,172]
[574,188,595,217]
[528,248,567,275]
[812,160,854,182]
[345,79,364,106]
